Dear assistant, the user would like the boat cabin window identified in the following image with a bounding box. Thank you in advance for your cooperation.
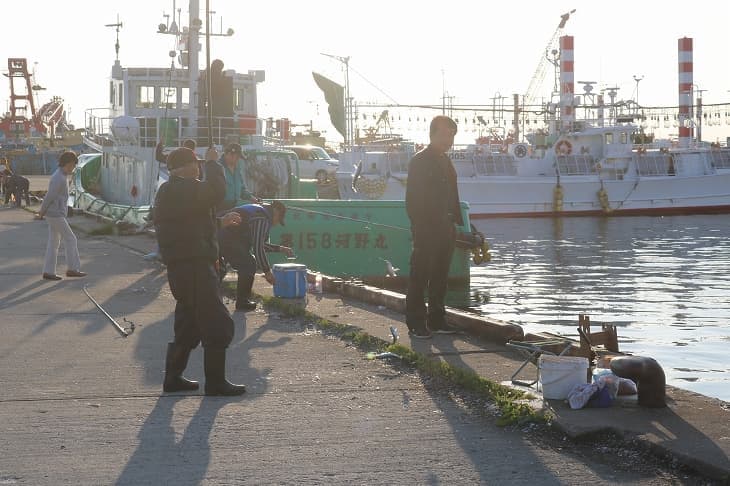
[620,132,628,144]
[136,86,155,108]
[235,88,246,110]
[605,133,614,144]
[180,88,189,109]
[160,87,176,109]
[109,81,115,105]
[118,83,123,107]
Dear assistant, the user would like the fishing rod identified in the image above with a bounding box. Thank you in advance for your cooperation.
[205,0,213,148]
[83,285,134,338]
[284,205,411,232]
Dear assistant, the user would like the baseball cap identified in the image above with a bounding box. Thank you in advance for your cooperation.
[167,147,198,170]
[224,143,243,157]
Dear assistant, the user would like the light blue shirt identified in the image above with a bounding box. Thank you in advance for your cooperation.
[221,159,253,208]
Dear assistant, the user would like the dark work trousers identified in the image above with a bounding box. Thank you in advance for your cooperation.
[405,225,455,330]
[220,230,257,303]
[166,258,234,350]
[5,182,29,207]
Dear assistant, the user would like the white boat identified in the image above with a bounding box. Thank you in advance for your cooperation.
[335,35,730,218]
[71,0,488,283]
[77,0,276,224]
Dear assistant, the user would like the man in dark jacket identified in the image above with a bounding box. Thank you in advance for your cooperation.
[154,146,245,396]
[219,201,293,311]
[405,116,464,338]
[4,172,31,207]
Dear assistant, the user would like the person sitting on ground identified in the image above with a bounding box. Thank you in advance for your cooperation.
[218,201,293,311]
[4,172,31,207]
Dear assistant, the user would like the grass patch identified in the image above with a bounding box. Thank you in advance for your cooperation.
[87,222,117,236]
[258,293,544,426]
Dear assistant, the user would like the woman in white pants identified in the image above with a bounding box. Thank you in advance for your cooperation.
[36,151,85,280]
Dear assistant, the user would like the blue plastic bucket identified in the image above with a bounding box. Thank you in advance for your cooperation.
[272,263,307,298]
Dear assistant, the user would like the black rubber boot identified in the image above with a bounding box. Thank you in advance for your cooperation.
[235,274,257,311]
[204,347,247,396]
[163,342,199,392]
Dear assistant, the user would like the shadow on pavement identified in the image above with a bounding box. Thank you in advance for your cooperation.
[115,396,227,485]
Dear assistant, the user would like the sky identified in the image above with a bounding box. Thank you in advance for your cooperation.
[3,0,729,144]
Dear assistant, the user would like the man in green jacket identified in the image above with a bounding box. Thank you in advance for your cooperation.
[219,143,258,211]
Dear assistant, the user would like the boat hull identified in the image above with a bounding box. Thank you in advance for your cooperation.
[459,173,730,218]
[337,161,730,218]
[267,199,473,283]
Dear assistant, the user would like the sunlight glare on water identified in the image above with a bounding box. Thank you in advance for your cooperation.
[468,215,730,402]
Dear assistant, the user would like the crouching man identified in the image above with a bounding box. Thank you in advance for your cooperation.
[219,201,293,311]
[154,146,246,396]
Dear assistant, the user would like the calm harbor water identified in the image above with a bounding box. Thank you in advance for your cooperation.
[467,215,730,402]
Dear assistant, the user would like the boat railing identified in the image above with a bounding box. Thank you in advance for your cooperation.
[636,154,674,176]
[556,155,596,176]
[708,148,730,169]
[84,109,262,149]
[473,154,518,176]
[385,151,411,173]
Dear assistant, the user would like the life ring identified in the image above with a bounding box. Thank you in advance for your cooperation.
[514,144,528,158]
[555,139,572,155]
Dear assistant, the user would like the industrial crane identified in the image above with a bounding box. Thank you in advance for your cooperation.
[522,9,575,110]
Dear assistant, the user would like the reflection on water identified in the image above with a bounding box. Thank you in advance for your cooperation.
[466,215,730,402]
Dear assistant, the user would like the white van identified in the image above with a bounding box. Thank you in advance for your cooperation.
[282,145,339,182]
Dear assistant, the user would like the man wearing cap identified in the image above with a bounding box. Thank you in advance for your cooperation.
[220,143,257,211]
[219,200,293,311]
[405,115,463,338]
[153,146,247,396]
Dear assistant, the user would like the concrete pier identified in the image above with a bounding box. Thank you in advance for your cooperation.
[1,206,728,484]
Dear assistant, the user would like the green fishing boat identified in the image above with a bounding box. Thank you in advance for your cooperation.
[71,0,488,286]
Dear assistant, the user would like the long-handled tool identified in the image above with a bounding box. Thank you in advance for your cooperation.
[83,285,134,337]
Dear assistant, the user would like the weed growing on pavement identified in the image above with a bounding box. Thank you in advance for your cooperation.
[258,294,543,426]
[87,222,117,236]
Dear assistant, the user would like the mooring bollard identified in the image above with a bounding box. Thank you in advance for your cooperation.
[610,356,666,408]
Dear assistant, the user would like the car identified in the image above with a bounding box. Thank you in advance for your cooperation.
[282,145,339,183]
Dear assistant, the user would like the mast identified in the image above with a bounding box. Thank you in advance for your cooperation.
[204,0,212,147]
[187,0,201,140]
[320,52,351,148]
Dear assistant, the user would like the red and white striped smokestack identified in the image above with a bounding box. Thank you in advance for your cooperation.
[678,37,693,148]
[560,35,575,132]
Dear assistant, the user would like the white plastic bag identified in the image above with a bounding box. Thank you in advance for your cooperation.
[568,383,599,409]
[592,368,620,399]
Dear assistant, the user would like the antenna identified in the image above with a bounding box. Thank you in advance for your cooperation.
[104,14,123,61]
